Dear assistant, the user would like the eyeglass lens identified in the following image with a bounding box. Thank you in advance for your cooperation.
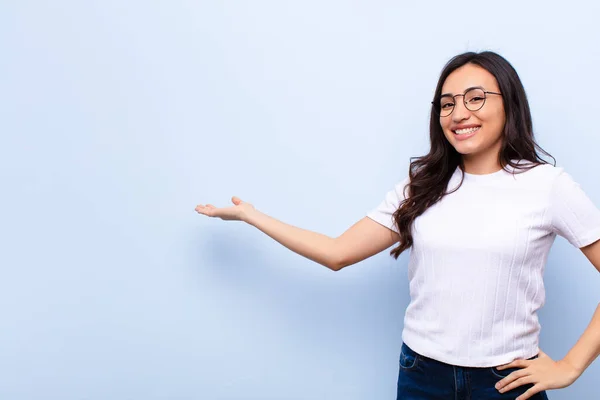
[439,88,486,116]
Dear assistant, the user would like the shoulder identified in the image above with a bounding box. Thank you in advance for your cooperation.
[510,161,565,187]
[392,176,411,198]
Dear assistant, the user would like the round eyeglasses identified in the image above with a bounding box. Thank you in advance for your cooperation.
[432,87,502,117]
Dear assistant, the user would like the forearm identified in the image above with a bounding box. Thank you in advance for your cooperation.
[243,208,340,270]
[563,302,600,375]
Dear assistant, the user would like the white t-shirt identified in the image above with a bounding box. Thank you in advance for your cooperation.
[367,161,600,367]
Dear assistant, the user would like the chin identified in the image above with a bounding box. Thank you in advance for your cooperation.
[453,146,479,155]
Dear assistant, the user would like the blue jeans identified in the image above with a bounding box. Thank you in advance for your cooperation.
[397,342,549,399]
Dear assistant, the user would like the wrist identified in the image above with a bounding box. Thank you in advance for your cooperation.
[242,207,260,225]
[561,356,585,378]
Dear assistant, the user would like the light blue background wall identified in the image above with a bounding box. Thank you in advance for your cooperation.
[2,1,599,399]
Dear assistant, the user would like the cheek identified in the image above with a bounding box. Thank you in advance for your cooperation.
[441,127,454,142]
[440,119,452,135]
[491,114,506,137]
[480,110,505,136]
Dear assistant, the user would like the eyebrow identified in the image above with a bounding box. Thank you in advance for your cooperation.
[440,85,486,97]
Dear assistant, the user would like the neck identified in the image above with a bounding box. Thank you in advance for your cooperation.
[460,136,505,175]
[461,154,503,175]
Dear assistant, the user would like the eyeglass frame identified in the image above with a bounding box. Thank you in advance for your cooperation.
[431,86,502,117]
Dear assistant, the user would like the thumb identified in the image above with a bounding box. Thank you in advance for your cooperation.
[231,196,243,205]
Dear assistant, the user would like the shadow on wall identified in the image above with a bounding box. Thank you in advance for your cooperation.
[190,220,413,327]
[541,241,600,350]
[538,239,600,398]
[190,222,338,314]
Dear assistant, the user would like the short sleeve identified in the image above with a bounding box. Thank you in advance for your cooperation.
[366,177,410,234]
[550,170,600,248]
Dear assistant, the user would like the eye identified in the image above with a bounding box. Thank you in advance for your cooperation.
[467,96,484,103]
[441,102,454,109]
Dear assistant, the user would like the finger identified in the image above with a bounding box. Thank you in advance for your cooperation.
[498,375,534,393]
[498,359,528,369]
[495,368,530,389]
[196,207,211,216]
[232,196,243,205]
[195,204,216,216]
[515,383,544,400]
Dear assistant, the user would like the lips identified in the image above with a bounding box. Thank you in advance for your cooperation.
[451,125,480,141]
[452,125,481,135]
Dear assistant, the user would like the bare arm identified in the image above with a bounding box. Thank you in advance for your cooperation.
[196,196,399,271]
[245,210,399,271]
[561,239,600,374]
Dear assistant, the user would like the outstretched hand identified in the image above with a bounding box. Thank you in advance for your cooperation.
[195,196,255,222]
[494,349,581,400]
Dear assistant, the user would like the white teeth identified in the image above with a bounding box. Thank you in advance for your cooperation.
[455,126,480,135]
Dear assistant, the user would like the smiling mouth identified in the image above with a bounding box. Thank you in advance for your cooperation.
[453,126,481,135]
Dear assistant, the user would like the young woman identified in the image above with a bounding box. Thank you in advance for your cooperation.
[195,51,600,400]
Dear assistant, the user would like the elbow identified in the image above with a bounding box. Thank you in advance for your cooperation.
[329,264,344,272]
[329,263,343,272]
[328,256,347,272]
[327,240,347,271]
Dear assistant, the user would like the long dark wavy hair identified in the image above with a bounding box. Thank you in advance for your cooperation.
[390,51,555,259]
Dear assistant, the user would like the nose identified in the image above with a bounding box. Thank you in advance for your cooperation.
[452,96,471,122]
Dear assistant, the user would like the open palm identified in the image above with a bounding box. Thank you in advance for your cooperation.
[195,196,255,221]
